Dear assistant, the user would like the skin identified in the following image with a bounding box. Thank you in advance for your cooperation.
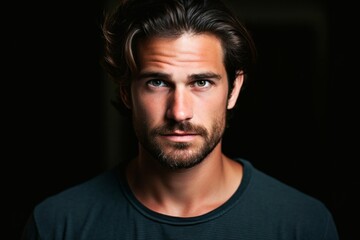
[121,33,244,217]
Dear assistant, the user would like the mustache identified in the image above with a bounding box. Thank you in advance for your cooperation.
[151,122,208,136]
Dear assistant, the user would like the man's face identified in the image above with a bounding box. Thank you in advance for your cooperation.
[125,33,241,169]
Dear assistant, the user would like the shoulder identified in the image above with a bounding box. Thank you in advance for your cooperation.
[236,158,339,239]
[238,158,326,207]
[33,165,126,224]
[24,165,133,238]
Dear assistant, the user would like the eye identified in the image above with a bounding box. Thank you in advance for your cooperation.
[192,80,212,88]
[147,79,168,87]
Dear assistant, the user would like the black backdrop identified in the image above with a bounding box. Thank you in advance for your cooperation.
[8,0,358,239]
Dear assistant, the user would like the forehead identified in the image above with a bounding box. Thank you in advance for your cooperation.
[135,33,225,71]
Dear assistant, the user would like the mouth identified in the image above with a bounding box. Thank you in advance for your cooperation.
[160,131,199,142]
[152,122,207,143]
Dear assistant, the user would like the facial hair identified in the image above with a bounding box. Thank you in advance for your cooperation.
[134,116,226,170]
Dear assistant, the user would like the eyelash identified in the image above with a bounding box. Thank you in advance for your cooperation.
[191,80,211,88]
[146,80,213,88]
[147,80,168,87]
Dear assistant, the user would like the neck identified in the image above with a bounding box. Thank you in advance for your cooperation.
[126,144,243,217]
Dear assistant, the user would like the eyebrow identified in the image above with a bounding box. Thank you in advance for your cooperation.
[189,72,222,81]
[137,71,222,81]
[137,72,170,80]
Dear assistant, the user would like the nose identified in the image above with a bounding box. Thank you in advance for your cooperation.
[166,88,193,122]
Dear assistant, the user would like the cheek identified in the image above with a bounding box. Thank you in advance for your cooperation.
[196,95,228,122]
[132,93,165,124]
[206,89,228,110]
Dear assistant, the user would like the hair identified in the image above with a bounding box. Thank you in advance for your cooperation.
[101,0,257,115]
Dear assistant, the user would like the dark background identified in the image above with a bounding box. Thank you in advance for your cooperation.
[8,0,358,239]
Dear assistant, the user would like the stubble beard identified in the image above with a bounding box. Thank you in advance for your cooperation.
[134,117,226,170]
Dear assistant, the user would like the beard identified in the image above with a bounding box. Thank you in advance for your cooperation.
[133,116,226,170]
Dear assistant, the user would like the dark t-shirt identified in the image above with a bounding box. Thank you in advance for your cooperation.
[22,158,339,240]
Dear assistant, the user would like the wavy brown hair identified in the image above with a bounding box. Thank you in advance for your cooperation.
[101,0,257,115]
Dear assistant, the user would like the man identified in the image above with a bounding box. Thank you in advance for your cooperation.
[22,0,339,239]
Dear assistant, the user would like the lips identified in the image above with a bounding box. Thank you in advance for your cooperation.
[151,122,208,139]
[162,130,198,136]
[160,131,198,142]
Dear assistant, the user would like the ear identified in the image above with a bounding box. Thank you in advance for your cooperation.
[119,85,132,109]
[227,72,244,109]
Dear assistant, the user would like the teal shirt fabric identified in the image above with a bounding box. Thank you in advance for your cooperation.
[22,159,339,240]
